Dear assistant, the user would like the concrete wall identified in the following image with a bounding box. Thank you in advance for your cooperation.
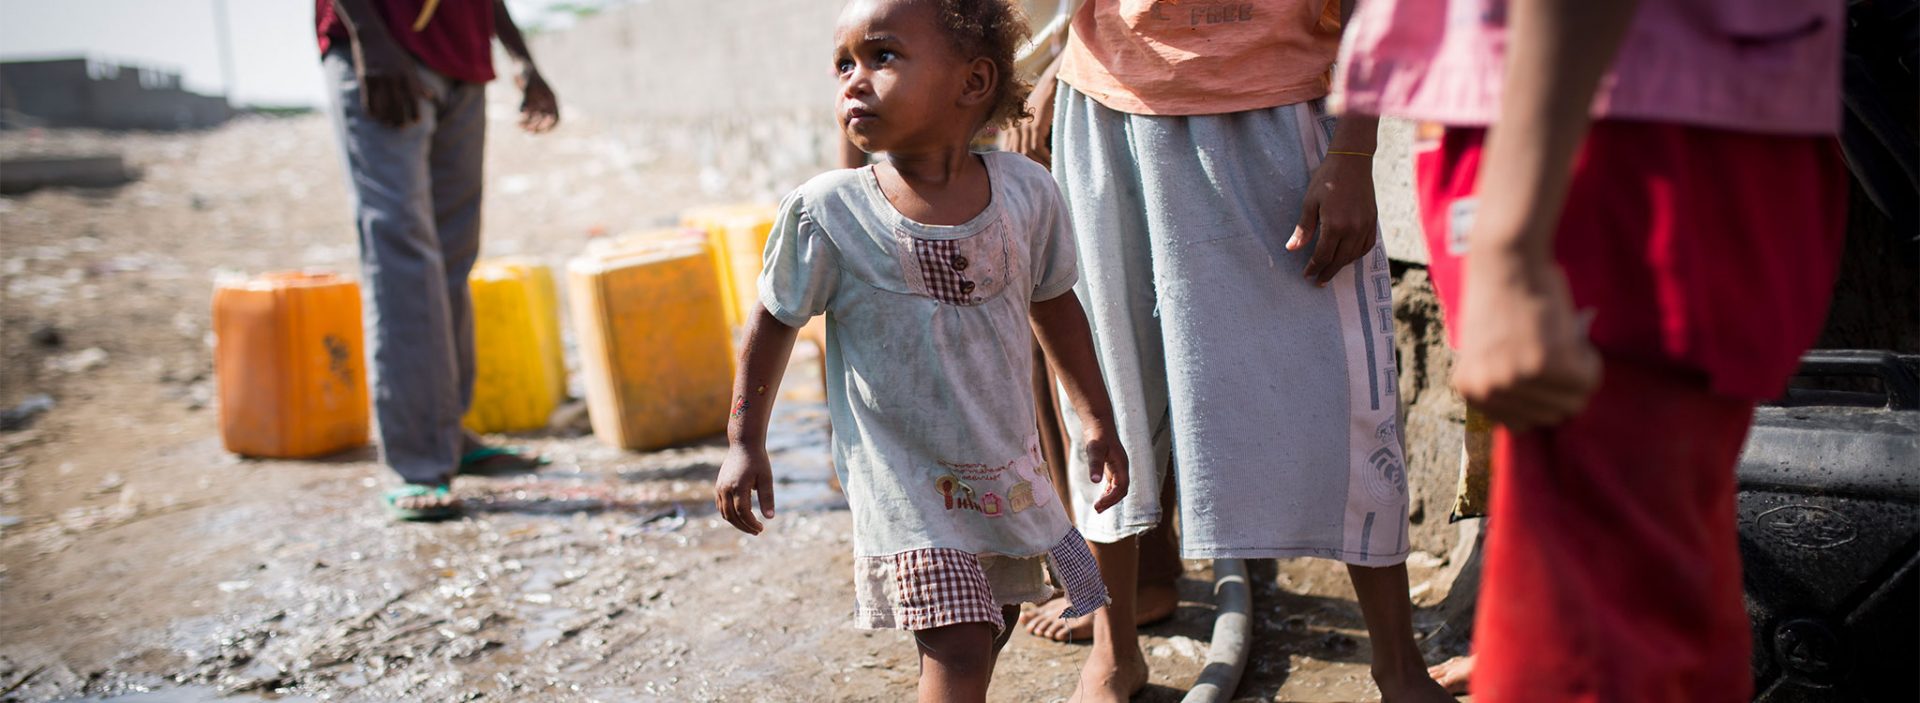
[524,0,845,202]
[0,58,231,131]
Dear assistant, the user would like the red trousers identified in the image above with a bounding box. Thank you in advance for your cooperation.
[1482,360,1756,702]
[1414,121,1846,701]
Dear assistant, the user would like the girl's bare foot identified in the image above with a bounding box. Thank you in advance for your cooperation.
[1019,583,1179,642]
[1067,643,1148,703]
[1427,654,1473,695]
[1376,665,1459,703]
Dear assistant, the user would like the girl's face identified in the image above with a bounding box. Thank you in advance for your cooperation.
[832,0,991,154]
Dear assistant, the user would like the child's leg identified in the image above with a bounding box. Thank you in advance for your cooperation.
[1347,563,1452,702]
[1073,536,1148,703]
[914,621,999,703]
[1024,469,1181,642]
[991,605,1018,656]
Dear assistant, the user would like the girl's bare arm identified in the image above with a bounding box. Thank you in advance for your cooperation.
[714,307,801,535]
[1031,291,1130,512]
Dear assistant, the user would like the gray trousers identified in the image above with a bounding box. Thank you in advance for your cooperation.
[321,49,486,486]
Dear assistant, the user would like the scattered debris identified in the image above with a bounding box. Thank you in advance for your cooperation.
[44,347,108,374]
[92,471,125,495]
[0,394,55,430]
[30,323,63,348]
[548,401,592,436]
[1166,635,1202,660]
[1405,550,1447,570]
[1318,632,1359,657]
[0,473,21,504]
[0,664,46,697]
[0,429,46,453]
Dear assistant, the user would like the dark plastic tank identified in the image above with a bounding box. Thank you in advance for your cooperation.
[1738,350,1919,701]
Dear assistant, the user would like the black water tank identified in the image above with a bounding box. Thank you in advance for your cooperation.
[1738,350,1919,701]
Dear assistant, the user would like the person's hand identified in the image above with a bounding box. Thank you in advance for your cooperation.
[714,444,775,534]
[998,67,1058,166]
[351,39,426,129]
[516,66,559,134]
[1082,425,1130,513]
[1451,250,1602,430]
[1287,153,1379,286]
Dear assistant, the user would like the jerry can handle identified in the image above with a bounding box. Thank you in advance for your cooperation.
[1793,350,1920,410]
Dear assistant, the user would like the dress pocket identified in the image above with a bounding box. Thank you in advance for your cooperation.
[894,221,1013,306]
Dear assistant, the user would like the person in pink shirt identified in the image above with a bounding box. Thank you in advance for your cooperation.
[1337,0,1848,700]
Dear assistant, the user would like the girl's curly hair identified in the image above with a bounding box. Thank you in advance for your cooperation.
[934,0,1033,130]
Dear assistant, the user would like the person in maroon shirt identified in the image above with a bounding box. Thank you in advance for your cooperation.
[316,0,558,520]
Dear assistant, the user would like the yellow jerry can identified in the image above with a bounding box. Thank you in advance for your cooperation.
[212,271,369,458]
[586,227,708,259]
[717,207,777,324]
[568,237,735,451]
[463,259,566,434]
[682,204,776,328]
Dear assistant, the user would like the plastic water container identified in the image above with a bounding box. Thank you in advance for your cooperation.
[585,227,708,259]
[682,204,776,327]
[568,235,735,450]
[463,259,566,434]
[212,271,369,458]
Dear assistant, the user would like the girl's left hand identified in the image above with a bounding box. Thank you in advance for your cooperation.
[1287,153,1378,286]
[714,444,777,535]
[1083,427,1130,513]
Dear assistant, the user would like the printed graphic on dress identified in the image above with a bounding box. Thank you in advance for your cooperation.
[931,443,1051,518]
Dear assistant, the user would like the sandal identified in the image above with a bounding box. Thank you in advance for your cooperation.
[384,484,461,522]
[458,445,551,475]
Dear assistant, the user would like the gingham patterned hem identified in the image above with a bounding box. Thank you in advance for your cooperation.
[1045,527,1111,619]
[855,548,1004,633]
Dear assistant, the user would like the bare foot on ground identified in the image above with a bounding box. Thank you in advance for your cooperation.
[1068,644,1148,703]
[1427,654,1472,695]
[1020,583,1178,642]
[1377,664,1459,703]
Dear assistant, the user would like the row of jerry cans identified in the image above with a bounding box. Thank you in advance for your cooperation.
[214,205,784,459]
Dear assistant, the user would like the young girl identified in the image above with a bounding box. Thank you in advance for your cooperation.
[712,0,1128,700]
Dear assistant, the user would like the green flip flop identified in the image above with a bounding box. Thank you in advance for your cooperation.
[458,445,551,474]
[384,484,461,522]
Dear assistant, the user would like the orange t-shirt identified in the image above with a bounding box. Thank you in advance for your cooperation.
[1058,0,1343,116]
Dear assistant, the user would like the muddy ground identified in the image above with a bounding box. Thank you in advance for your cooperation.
[0,98,1471,702]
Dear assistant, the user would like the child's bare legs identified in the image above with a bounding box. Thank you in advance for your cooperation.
[1348,563,1454,702]
[1071,536,1149,703]
[1024,478,1180,641]
[915,607,1017,703]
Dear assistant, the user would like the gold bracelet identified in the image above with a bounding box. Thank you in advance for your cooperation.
[1326,150,1374,158]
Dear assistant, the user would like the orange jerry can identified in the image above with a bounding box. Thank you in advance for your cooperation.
[212,272,369,458]
[463,259,566,434]
[568,233,735,451]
